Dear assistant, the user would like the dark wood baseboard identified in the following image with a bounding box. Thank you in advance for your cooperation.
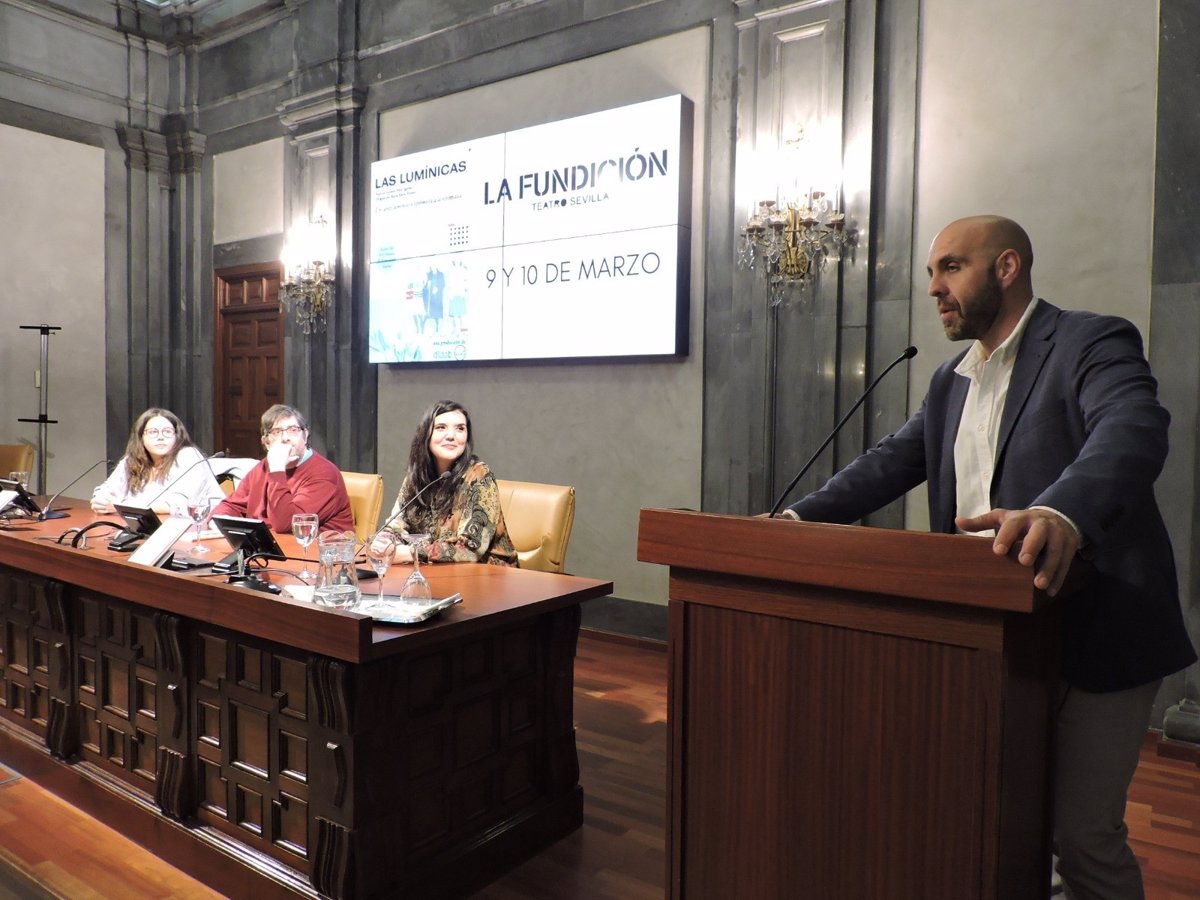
[1156,733,1200,766]
[580,627,666,651]
[580,595,667,643]
[0,856,56,900]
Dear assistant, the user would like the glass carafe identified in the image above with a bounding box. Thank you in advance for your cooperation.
[312,530,361,609]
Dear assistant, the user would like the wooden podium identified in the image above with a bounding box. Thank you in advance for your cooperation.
[637,509,1060,900]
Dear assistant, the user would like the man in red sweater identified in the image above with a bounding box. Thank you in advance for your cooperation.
[213,404,354,534]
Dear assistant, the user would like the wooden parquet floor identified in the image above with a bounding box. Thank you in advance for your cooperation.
[1129,738,1200,900]
[0,760,220,899]
[0,633,1195,899]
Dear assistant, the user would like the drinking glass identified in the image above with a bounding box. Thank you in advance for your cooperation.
[187,496,213,553]
[399,533,432,605]
[364,532,397,603]
[8,472,29,490]
[292,513,320,580]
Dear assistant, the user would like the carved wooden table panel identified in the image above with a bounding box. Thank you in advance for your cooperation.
[0,505,610,899]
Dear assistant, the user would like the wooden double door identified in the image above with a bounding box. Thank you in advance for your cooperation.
[214,264,284,458]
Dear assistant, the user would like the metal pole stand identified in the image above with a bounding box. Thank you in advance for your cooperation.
[17,324,61,497]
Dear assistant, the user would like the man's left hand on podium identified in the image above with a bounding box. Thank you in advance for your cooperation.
[956,507,1080,597]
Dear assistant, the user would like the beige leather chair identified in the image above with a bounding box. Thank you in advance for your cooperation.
[496,479,576,573]
[0,443,34,479]
[342,471,385,541]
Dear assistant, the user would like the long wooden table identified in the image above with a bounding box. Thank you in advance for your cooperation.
[0,500,612,899]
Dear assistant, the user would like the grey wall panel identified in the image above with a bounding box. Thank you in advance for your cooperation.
[0,122,107,492]
[0,2,168,128]
[197,20,293,106]
[726,1,865,515]
[1151,0,1200,731]
[0,5,131,97]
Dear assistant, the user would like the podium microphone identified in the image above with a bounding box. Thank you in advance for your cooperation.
[143,450,227,511]
[38,458,109,520]
[769,345,918,517]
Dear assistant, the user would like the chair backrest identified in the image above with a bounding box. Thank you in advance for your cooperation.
[341,471,385,541]
[0,443,35,479]
[215,457,259,497]
[495,479,576,573]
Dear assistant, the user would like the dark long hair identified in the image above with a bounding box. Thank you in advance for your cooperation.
[403,400,476,527]
[123,408,197,494]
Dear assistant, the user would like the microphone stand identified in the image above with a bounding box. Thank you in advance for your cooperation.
[770,346,918,516]
[106,450,226,551]
[225,550,282,594]
[142,450,227,512]
[16,323,61,496]
[355,470,452,556]
[38,457,109,521]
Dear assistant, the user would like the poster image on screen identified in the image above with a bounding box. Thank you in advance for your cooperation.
[368,94,692,365]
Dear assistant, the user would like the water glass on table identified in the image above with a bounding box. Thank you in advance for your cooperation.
[187,496,213,553]
[399,533,432,605]
[365,531,397,602]
[292,513,320,580]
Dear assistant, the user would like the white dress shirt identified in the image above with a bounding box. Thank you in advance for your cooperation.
[953,298,1040,535]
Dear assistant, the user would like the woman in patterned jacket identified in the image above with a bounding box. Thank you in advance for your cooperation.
[384,400,517,566]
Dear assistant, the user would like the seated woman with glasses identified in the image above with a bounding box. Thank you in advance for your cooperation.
[91,408,224,516]
[211,404,353,534]
[382,400,516,566]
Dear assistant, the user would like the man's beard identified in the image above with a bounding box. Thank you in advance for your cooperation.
[944,270,1003,342]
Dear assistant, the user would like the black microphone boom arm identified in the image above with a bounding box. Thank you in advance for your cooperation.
[356,470,452,555]
[142,450,227,512]
[38,457,109,521]
[769,345,918,517]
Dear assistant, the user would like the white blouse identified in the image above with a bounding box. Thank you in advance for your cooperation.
[94,447,225,511]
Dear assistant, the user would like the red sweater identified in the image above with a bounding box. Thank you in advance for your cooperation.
[213,451,354,534]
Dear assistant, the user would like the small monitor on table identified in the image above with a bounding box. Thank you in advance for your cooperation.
[0,479,42,517]
[210,515,288,574]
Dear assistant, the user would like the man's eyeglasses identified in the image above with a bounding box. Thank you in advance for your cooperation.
[144,428,176,439]
[267,425,305,438]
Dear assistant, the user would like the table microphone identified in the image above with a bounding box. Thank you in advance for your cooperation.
[38,458,109,520]
[104,451,226,551]
[142,450,227,511]
[769,345,918,517]
[355,470,451,555]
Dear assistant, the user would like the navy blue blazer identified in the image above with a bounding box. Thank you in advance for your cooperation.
[791,300,1196,691]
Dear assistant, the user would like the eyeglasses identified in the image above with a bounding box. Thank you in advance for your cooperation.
[267,425,305,438]
[144,428,176,439]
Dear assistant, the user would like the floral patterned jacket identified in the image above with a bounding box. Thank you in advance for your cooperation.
[386,460,518,566]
